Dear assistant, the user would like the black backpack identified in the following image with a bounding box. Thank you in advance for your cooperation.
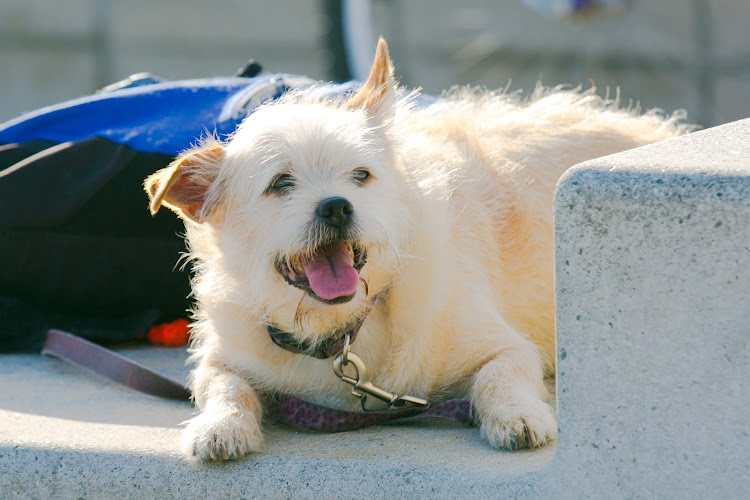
[0,71,337,351]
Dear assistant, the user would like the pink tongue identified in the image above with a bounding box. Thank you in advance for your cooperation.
[302,241,359,300]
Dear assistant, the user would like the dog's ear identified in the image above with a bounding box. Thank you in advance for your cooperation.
[144,144,224,223]
[344,37,395,122]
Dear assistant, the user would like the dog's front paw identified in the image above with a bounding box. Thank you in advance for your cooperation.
[182,407,265,461]
[479,397,557,450]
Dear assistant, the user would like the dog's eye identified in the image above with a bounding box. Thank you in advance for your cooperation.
[266,174,295,195]
[352,168,372,185]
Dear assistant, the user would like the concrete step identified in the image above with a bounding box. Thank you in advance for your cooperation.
[0,346,554,498]
[553,117,750,499]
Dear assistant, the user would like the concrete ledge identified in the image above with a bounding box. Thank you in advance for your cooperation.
[0,348,555,499]
[2,118,749,498]
[554,118,750,498]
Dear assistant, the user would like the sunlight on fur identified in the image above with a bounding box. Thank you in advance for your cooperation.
[145,37,693,461]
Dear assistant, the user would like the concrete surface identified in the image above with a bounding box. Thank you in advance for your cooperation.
[553,117,750,498]
[2,118,750,498]
[0,347,556,499]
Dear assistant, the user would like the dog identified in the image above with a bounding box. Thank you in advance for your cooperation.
[145,38,690,461]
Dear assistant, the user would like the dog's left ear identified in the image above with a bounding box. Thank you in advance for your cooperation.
[144,144,224,223]
[344,37,395,123]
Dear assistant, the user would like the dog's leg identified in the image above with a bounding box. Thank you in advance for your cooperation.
[470,336,557,450]
[182,360,264,461]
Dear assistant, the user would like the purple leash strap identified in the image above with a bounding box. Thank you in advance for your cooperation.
[42,329,192,400]
[277,394,473,432]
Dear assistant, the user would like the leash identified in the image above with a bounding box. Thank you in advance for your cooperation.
[42,329,191,400]
[41,328,474,432]
[277,395,473,432]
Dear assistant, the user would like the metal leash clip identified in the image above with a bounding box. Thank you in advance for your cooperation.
[333,334,429,411]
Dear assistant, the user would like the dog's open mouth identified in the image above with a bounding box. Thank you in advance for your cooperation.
[277,240,367,304]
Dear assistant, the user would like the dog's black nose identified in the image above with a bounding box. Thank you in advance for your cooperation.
[316,197,353,228]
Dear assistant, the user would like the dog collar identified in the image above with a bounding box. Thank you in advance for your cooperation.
[267,295,378,359]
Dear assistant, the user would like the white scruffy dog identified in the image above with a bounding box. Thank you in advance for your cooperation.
[145,39,689,461]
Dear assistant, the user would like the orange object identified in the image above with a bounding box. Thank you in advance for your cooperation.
[147,319,191,346]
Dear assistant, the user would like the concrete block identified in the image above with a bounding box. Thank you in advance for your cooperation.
[400,0,694,59]
[0,0,92,36]
[109,0,321,45]
[0,347,556,499]
[553,117,750,498]
[0,51,96,122]
[2,118,749,498]
[716,77,750,126]
[712,1,750,59]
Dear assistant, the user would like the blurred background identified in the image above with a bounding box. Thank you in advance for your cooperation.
[1,0,748,127]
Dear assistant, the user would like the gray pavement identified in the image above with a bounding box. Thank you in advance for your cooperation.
[0,347,555,499]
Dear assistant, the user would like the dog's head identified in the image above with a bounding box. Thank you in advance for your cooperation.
[145,39,412,346]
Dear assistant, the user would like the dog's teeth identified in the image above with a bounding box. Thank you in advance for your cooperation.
[288,255,305,275]
[289,272,297,281]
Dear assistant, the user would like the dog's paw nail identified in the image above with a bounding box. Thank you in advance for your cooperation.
[526,422,539,448]
[480,399,557,450]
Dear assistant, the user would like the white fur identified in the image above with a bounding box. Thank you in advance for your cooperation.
[146,41,692,461]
